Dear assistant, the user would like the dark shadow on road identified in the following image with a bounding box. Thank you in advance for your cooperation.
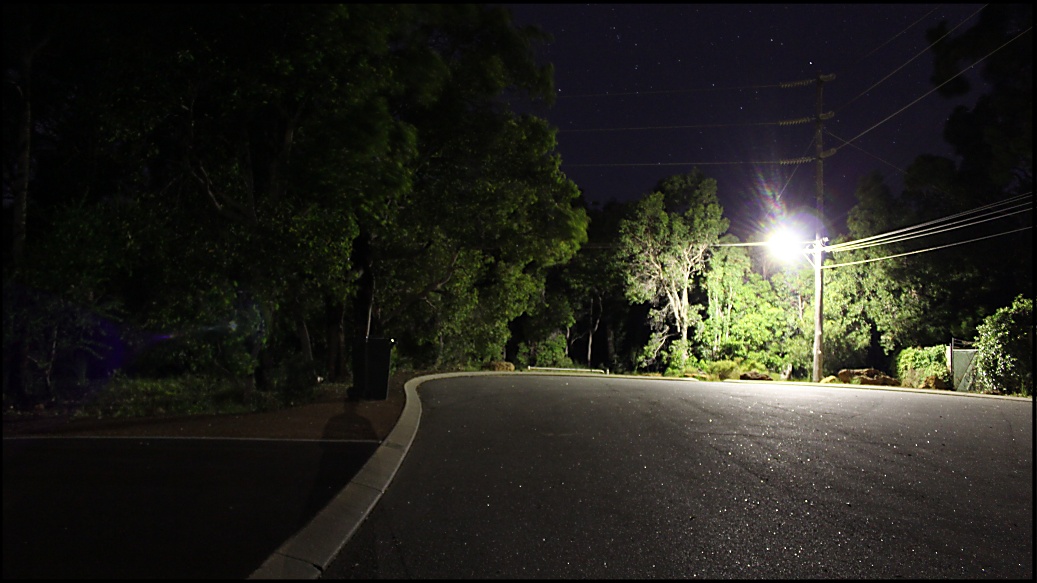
[300,399,379,522]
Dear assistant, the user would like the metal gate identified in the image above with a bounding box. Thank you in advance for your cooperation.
[948,339,978,392]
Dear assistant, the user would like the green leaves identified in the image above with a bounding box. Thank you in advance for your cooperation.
[616,171,728,369]
[974,295,1033,396]
[699,238,796,373]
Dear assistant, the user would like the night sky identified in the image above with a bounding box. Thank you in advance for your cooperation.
[506,4,988,240]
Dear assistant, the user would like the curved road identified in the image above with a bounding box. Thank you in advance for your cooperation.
[4,373,1031,578]
[323,374,1032,579]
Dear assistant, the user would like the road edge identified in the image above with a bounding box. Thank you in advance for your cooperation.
[247,371,505,579]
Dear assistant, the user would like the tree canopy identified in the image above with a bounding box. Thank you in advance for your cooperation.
[615,170,728,368]
[2,4,587,408]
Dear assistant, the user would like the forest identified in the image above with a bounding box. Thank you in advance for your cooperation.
[3,5,1032,417]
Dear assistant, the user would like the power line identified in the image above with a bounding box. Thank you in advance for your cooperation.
[551,9,1030,191]
[558,120,789,133]
[555,83,786,99]
[838,7,941,73]
[583,194,1034,253]
[823,129,906,175]
[832,205,1032,253]
[831,25,1033,156]
[826,193,1033,252]
[713,193,1033,251]
[559,34,1017,169]
[831,5,985,115]
[823,225,1032,270]
[555,9,981,146]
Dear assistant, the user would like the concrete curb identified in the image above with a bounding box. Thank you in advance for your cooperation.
[248,371,502,579]
[719,378,1033,401]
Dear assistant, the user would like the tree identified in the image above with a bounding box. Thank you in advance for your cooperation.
[615,170,728,369]
[928,4,1033,192]
[973,294,1033,396]
[768,268,814,378]
[547,200,629,369]
[362,5,588,368]
[2,4,588,410]
[698,236,790,372]
[815,6,1034,376]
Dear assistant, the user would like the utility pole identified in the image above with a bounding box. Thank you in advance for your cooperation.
[779,73,834,382]
[812,72,834,383]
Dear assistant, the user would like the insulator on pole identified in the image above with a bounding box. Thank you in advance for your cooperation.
[778,116,813,126]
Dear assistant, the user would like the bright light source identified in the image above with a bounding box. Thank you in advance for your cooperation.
[767,228,807,263]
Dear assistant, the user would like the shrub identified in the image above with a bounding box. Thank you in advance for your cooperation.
[515,334,573,369]
[974,295,1033,397]
[77,374,251,419]
[706,359,742,380]
[663,339,694,377]
[896,345,950,388]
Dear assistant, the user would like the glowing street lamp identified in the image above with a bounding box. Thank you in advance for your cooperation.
[768,228,828,382]
[766,228,811,263]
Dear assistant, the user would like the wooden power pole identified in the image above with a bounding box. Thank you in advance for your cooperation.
[779,73,835,382]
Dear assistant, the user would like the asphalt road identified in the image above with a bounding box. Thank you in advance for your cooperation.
[3,437,379,579]
[324,375,1032,579]
[4,374,1032,579]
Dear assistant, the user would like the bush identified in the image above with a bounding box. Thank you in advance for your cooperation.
[974,295,1033,397]
[76,374,252,419]
[896,345,950,388]
[706,359,742,380]
[515,334,574,369]
[663,339,694,377]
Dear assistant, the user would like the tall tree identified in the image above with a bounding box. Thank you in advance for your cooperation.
[365,5,587,368]
[615,170,728,368]
[928,3,1033,193]
[2,4,588,409]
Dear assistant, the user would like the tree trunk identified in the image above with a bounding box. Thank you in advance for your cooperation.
[295,303,313,365]
[606,325,616,371]
[353,229,375,339]
[324,296,346,382]
[11,16,40,272]
[244,300,274,399]
[349,229,375,400]
[679,286,689,341]
[587,297,601,366]
[6,13,48,408]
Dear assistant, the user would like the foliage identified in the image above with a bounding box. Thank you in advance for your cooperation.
[895,345,951,388]
[973,295,1033,396]
[4,5,1032,415]
[515,334,574,369]
[704,359,742,380]
[616,171,728,369]
[663,339,694,377]
[2,4,586,413]
[76,374,254,420]
[698,236,794,373]
[768,270,814,378]
[551,201,630,370]
[819,254,874,373]
[928,4,1033,192]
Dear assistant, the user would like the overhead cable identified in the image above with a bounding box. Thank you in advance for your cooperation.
[826,193,1033,252]
[823,226,1032,269]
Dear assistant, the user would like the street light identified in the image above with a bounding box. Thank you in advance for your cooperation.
[767,229,828,382]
